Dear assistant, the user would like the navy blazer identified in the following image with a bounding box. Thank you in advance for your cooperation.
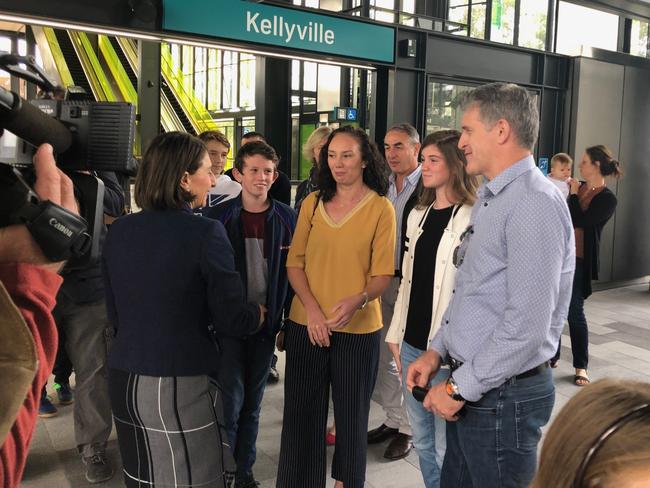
[102,207,261,377]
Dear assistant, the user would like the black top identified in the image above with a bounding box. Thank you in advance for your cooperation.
[568,184,617,298]
[294,166,318,212]
[60,171,125,304]
[102,207,261,377]
[403,206,453,351]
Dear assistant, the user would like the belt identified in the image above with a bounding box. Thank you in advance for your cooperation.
[448,356,549,381]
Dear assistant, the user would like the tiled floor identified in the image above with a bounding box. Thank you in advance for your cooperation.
[20,283,650,488]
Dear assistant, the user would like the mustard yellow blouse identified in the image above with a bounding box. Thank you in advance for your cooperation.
[286,191,396,334]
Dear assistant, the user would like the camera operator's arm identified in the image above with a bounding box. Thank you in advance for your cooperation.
[0,144,79,487]
[96,171,125,218]
[0,145,79,272]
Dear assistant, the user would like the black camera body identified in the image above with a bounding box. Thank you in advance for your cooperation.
[14,99,137,173]
[0,54,136,267]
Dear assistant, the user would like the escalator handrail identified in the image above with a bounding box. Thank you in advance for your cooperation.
[121,37,189,134]
[160,43,219,134]
[116,37,196,134]
[98,35,138,105]
[40,27,75,88]
[67,31,116,102]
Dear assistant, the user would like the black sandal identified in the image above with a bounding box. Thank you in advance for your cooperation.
[574,374,590,386]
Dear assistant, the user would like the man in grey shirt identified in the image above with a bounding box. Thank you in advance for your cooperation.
[407,82,575,487]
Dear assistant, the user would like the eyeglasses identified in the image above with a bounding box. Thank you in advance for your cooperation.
[452,225,474,268]
[572,403,650,488]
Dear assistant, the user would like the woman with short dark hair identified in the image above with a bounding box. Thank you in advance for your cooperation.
[277,126,395,488]
[103,131,265,488]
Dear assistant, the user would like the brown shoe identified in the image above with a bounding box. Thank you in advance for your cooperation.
[383,433,412,460]
[367,424,399,444]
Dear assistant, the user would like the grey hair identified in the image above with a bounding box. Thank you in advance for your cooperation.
[459,83,539,150]
[386,123,420,145]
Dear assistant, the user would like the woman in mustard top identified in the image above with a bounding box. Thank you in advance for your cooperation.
[277,126,396,488]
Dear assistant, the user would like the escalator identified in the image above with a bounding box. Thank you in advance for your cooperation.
[111,37,197,134]
[52,29,93,97]
[160,81,195,134]
[108,37,137,91]
[33,28,216,136]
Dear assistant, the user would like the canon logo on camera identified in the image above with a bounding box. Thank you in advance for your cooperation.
[49,218,73,238]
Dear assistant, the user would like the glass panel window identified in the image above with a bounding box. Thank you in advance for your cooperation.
[171,43,181,70]
[556,2,618,55]
[471,2,487,39]
[426,81,474,135]
[181,45,194,93]
[448,0,469,36]
[207,49,221,111]
[518,0,547,50]
[370,0,396,23]
[239,53,256,109]
[291,60,300,91]
[222,51,239,109]
[490,0,515,44]
[401,0,415,13]
[194,48,207,107]
[303,61,317,92]
[631,19,649,58]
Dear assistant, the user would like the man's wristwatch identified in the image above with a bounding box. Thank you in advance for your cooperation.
[446,377,465,402]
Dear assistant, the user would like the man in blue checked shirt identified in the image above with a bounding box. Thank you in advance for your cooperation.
[407,82,575,488]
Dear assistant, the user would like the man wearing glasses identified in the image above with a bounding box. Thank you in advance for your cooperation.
[407,82,575,487]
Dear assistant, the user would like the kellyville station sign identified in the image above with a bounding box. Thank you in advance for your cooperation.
[162,0,395,64]
[245,11,336,46]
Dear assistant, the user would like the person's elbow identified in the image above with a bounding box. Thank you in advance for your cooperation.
[373,275,393,295]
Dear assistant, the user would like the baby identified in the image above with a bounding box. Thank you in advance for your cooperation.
[548,152,572,199]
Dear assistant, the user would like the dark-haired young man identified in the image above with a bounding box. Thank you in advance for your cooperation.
[205,141,296,488]
[225,132,292,208]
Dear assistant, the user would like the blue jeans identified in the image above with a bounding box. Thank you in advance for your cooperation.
[441,367,554,488]
[400,341,449,488]
[216,333,276,478]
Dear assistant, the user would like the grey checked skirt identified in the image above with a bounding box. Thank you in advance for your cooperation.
[109,369,235,487]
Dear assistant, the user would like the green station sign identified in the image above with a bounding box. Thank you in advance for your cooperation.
[162,0,395,64]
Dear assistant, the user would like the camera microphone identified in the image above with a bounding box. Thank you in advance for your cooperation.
[0,87,72,154]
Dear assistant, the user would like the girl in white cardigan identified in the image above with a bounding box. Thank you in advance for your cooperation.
[385,130,478,488]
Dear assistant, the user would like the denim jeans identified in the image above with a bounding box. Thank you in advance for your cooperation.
[216,333,276,479]
[400,341,449,488]
[441,367,554,488]
[553,258,589,368]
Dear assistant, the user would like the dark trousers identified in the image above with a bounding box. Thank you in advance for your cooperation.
[53,326,73,385]
[553,258,589,369]
[441,368,555,488]
[216,333,276,479]
[41,327,74,402]
[277,322,380,488]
